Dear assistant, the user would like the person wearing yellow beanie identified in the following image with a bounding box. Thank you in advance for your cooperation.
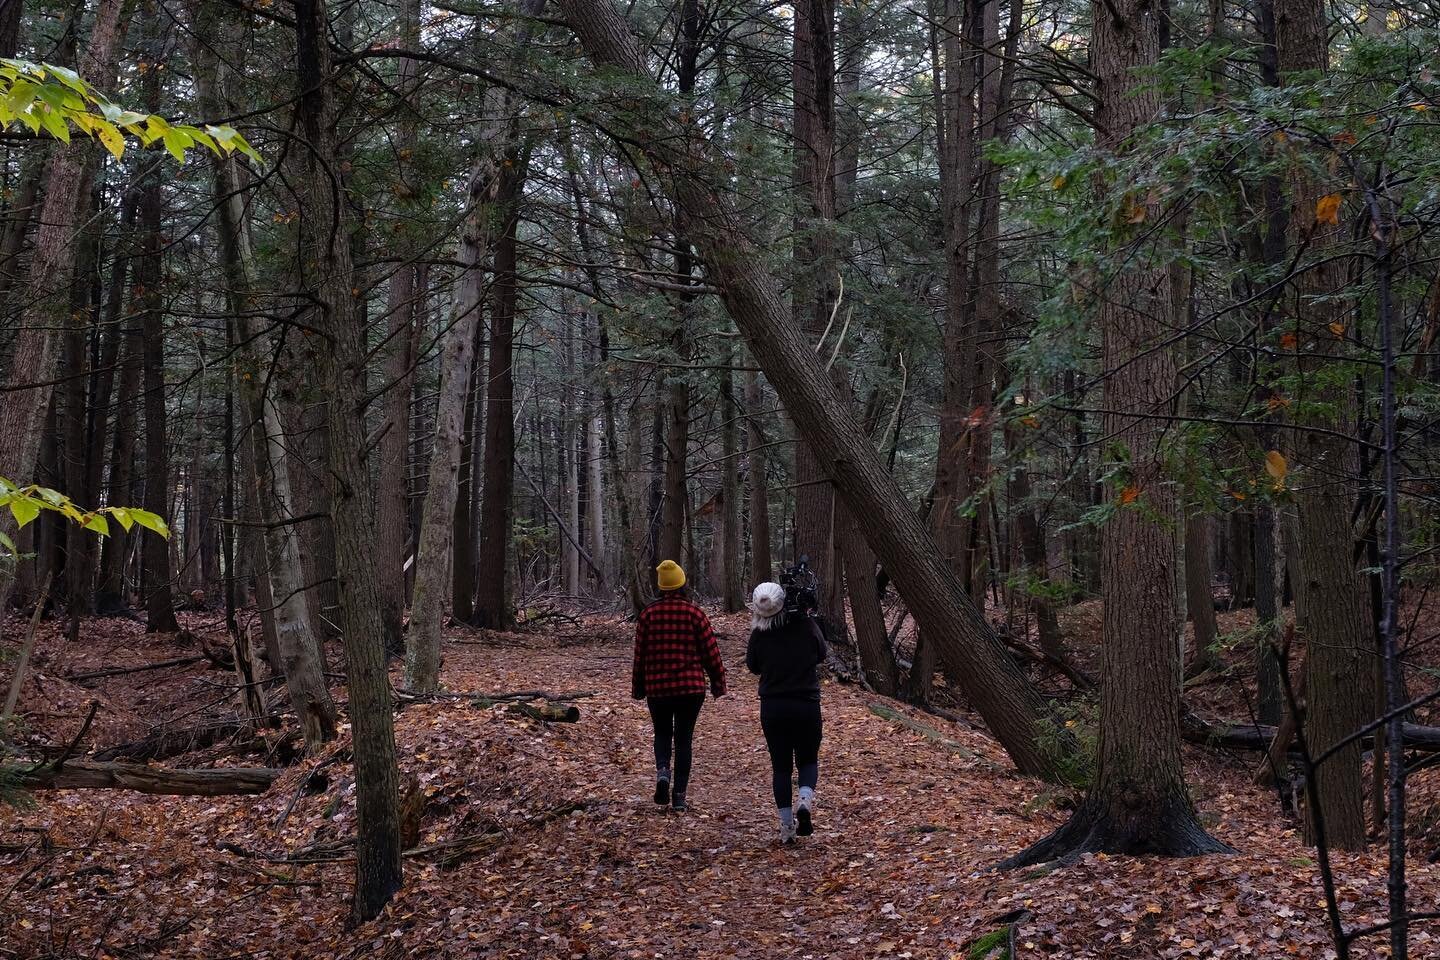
[656,559,686,591]
[631,560,726,812]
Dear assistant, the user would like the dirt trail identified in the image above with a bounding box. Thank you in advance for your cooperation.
[3,616,1438,958]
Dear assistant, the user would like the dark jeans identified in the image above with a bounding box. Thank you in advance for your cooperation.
[647,694,705,793]
[760,697,822,809]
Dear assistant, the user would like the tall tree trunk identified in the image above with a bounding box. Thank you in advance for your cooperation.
[1006,422,1065,660]
[718,346,744,611]
[791,0,846,635]
[1273,0,1378,852]
[63,181,100,639]
[1005,0,1230,860]
[558,0,1070,779]
[376,0,425,654]
[406,102,531,691]
[1185,515,1220,674]
[0,0,126,614]
[293,0,403,918]
[190,0,337,748]
[473,178,523,629]
[98,316,142,614]
[452,327,482,625]
[138,118,180,634]
[744,368,773,584]
[564,156,640,611]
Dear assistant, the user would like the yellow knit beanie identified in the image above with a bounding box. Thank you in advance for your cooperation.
[656,560,686,591]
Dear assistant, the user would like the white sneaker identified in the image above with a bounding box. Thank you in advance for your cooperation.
[779,819,797,844]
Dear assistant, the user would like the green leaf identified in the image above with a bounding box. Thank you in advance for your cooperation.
[45,64,89,99]
[0,529,14,555]
[82,513,109,536]
[9,496,39,528]
[128,508,170,538]
[37,105,70,144]
[161,126,191,163]
[108,506,134,532]
[181,125,217,154]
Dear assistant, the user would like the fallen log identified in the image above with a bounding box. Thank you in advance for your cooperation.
[394,688,595,704]
[67,655,208,683]
[1183,715,1440,754]
[503,701,580,723]
[9,760,279,795]
[91,717,264,763]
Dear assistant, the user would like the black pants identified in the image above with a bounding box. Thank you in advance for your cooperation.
[760,698,822,809]
[647,694,705,793]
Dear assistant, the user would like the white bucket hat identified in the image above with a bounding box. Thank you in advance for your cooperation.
[748,582,786,630]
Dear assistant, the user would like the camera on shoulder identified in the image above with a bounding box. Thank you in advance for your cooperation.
[779,554,820,616]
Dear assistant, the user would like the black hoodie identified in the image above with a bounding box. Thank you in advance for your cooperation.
[746,614,827,702]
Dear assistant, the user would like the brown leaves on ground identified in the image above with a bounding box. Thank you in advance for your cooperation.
[3,611,1439,958]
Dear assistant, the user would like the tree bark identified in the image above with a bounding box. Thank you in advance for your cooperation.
[376,0,425,655]
[1273,0,1378,852]
[293,0,403,919]
[0,0,126,611]
[556,0,1068,779]
[791,0,845,636]
[473,178,523,629]
[452,328,482,624]
[138,133,180,634]
[13,761,279,796]
[97,313,142,614]
[744,368,773,584]
[190,0,338,749]
[1005,0,1230,861]
[406,130,527,691]
[1185,514,1220,674]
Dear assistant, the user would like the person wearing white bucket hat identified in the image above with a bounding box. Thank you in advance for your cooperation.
[746,581,826,844]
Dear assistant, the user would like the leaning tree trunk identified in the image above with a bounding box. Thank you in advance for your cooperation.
[556,0,1070,780]
[1273,0,1377,852]
[293,0,402,920]
[1006,0,1234,857]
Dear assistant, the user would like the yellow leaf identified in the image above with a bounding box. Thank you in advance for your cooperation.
[1265,450,1288,480]
[1328,321,1346,337]
[96,120,124,159]
[1280,332,1299,350]
[1125,197,1147,224]
[1051,174,1067,190]
[1119,485,1140,506]
[1230,490,1248,501]
[1411,102,1430,111]
[1315,193,1342,226]
[1266,394,1291,412]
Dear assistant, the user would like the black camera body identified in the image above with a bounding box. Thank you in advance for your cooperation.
[779,555,820,616]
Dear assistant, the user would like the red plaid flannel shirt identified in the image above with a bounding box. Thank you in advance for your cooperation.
[631,595,727,699]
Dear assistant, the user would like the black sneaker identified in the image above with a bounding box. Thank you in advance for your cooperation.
[654,778,671,805]
[671,791,688,812]
[796,800,813,836]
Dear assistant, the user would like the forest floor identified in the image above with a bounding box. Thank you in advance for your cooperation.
[4,606,1440,959]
